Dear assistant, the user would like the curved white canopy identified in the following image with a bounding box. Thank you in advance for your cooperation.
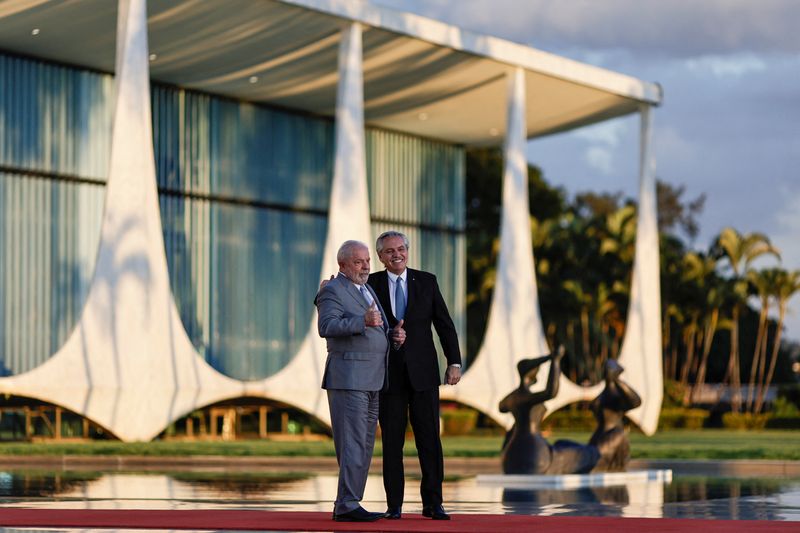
[0,0,661,145]
[0,0,664,439]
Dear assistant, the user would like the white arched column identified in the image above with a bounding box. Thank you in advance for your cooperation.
[617,105,663,435]
[0,0,244,441]
[0,14,377,438]
[443,68,600,426]
[252,22,373,425]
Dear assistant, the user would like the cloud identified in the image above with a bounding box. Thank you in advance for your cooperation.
[774,189,800,268]
[572,121,629,175]
[654,125,698,168]
[377,0,800,57]
[379,0,800,340]
[575,120,627,147]
[685,54,768,78]
[767,188,800,339]
[585,147,614,175]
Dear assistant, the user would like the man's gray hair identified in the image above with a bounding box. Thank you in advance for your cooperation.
[337,240,368,264]
[376,231,410,254]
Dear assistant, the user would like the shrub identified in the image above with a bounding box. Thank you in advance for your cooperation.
[772,396,799,416]
[663,380,689,407]
[542,408,595,431]
[440,408,478,435]
[658,407,709,430]
[722,412,769,430]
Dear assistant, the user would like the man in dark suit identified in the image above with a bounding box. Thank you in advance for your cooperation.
[317,240,405,522]
[367,231,462,521]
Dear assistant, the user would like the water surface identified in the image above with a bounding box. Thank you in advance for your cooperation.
[0,469,797,521]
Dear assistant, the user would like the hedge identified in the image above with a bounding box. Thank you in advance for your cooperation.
[658,408,709,430]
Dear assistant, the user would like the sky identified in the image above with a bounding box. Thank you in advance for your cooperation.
[377,0,800,341]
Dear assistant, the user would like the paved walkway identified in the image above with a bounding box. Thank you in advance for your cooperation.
[0,508,797,532]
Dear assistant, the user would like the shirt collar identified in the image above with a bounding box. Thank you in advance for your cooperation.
[387,269,407,283]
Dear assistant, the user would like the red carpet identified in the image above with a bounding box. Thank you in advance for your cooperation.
[0,509,795,532]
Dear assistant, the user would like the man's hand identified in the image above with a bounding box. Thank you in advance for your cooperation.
[364,301,383,328]
[445,365,461,385]
[319,274,334,290]
[391,319,406,349]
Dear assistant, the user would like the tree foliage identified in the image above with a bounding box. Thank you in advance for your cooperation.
[465,147,797,397]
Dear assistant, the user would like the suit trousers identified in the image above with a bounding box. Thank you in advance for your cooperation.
[327,389,380,514]
[379,381,443,508]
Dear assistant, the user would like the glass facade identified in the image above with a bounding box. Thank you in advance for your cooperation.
[0,52,465,381]
[0,55,110,375]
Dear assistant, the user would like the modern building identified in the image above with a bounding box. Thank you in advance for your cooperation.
[0,0,663,441]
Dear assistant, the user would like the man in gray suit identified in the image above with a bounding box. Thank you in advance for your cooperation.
[316,240,404,522]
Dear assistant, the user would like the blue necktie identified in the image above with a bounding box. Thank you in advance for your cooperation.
[394,277,406,320]
[360,286,371,305]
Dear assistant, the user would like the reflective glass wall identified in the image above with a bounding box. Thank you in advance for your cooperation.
[152,87,334,379]
[0,55,110,375]
[0,53,465,381]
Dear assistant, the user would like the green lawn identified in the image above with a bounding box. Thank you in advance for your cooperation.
[624,429,800,460]
[0,430,797,460]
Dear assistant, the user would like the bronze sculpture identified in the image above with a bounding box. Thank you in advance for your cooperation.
[589,359,642,472]
[499,347,600,474]
[499,350,642,474]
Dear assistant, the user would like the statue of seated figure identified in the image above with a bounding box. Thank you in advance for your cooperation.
[589,359,642,472]
[499,347,600,474]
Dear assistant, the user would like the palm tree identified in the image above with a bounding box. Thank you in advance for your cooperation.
[599,204,637,263]
[663,304,684,381]
[562,279,593,375]
[691,272,726,404]
[713,227,780,412]
[660,234,691,383]
[678,251,726,405]
[745,269,781,411]
[754,269,800,414]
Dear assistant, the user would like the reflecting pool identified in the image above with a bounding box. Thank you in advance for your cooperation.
[0,469,797,521]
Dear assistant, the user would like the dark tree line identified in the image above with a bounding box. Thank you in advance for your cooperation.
[466,148,798,414]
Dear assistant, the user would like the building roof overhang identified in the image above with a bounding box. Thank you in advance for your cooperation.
[0,0,662,145]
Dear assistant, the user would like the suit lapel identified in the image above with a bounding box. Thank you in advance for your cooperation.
[375,271,395,322]
[338,273,369,310]
[406,268,419,315]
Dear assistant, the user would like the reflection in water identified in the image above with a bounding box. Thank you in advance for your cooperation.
[0,470,797,521]
[664,476,800,521]
[498,478,661,518]
[503,484,629,508]
[0,470,102,498]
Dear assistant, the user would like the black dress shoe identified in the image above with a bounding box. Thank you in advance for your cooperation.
[422,504,450,520]
[384,506,402,519]
[333,506,384,522]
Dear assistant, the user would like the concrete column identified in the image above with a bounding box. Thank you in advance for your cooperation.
[253,22,372,427]
[323,21,372,268]
[618,105,663,435]
[447,68,551,424]
[445,67,603,425]
[0,0,242,442]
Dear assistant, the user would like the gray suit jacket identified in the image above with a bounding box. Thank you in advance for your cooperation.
[317,273,389,391]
